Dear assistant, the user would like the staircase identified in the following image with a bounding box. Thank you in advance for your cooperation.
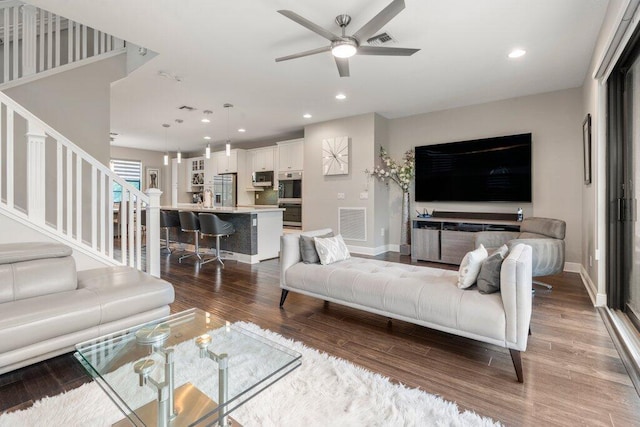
[0,0,125,88]
[0,1,160,276]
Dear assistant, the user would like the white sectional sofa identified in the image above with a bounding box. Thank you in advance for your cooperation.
[279,229,533,382]
[0,242,175,374]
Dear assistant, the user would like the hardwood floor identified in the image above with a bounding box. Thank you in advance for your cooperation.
[1,252,639,426]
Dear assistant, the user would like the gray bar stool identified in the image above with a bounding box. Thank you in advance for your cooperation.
[160,210,180,253]
[178,211,202,263]
[198,213,235,266]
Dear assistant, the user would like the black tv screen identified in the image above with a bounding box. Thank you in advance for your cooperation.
[415,133,532,202]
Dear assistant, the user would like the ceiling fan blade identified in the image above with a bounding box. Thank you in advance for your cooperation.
[352,0,405,42]
[276,46,332,62]
[357,46,420,56]
[335,57,350,77]
[278,10,339,41]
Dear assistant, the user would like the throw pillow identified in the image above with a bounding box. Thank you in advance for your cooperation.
[457,244,488,289]
[314,235,350,265]
[300,232,334,264]
[477,247,507,294]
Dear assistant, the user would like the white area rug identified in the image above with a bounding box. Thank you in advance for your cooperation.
[0,322,500,426]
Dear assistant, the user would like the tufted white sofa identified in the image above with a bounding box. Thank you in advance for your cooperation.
[280,229,533,382]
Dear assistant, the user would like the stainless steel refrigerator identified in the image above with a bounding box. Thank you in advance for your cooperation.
[212,174,237,208]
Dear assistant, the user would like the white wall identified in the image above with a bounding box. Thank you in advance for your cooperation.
[387,88,584,263]
[110,146,171,206]
[4,53,127,165]
[581,0,627,304]
[0,214,110,271]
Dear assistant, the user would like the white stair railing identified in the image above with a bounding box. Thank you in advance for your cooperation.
[0,0,125,85]
[0,90,161,276]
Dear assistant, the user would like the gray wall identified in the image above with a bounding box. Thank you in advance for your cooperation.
[4,53,127,165]
[581,0,626,301]
[303,90,584,262]
[110,146,171,206]
[388,88,584,263]
[304,113,387,252]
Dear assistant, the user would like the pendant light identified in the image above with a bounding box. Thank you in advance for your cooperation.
[205,143,211,159]
[224,103,233,157]
[177,149,182,164]
[162,123,170,166]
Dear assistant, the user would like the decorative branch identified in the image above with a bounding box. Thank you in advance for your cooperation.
[366,147,415,192]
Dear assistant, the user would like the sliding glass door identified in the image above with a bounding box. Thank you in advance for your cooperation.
[608,34,640,330]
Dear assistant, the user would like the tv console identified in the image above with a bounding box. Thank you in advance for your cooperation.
[411,215,521,265]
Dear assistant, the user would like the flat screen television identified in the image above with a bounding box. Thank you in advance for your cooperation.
[415,133,532,202]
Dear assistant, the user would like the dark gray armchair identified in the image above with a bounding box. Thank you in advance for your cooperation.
[475,217,566,290]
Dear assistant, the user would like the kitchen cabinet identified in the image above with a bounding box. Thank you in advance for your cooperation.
[215,150,238,174]
[185,157,205,192]
[251,147,275,172]
[277,139,303,171]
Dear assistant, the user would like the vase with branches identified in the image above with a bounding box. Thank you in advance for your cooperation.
[366,147,415,255]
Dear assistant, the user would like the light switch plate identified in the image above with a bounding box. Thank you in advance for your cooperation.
[337,193,345,200]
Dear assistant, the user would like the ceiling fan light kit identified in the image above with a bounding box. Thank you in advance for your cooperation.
[276,0,419,77]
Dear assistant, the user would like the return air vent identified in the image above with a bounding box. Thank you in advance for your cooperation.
[178,105,197,111]
[366,32,396,46]
[339,207,367,241]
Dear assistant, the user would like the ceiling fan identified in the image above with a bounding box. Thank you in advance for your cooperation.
[275,0,420,77]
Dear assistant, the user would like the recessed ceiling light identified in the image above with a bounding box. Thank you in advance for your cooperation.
[238,128,246,133]
[204,136,211,140]
[335,93,347,100]
[303,113,312,119]
[201,118,211,123]
[508,49,526,59]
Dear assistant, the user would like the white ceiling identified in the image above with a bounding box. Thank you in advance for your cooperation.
[29,0,609,154]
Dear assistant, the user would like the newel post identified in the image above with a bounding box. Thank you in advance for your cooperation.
[21,4,37,77]
[26,122,47,224]
[145,188,162,278]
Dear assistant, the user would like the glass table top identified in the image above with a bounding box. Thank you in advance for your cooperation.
[75,308,301,426]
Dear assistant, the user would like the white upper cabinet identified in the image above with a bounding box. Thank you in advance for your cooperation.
[251,147,275,172]
[215,149,238,174]
[278,139,303,172]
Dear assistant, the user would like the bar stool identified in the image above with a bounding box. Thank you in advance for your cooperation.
[178,211,202,263]
[160,210,180,253]
[198,213,235,266]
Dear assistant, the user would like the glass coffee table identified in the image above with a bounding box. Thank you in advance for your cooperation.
[74,308,301,426]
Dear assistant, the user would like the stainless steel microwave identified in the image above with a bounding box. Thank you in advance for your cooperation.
[252,171,273,187]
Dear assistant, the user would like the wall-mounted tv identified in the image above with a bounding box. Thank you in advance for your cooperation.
[415,133,532,202]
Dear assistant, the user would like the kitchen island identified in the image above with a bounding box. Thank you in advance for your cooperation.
[162,205,284,264]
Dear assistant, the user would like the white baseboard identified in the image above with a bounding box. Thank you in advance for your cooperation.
[579,264,607,307]
[563,262,581,273]
[348,244,398,256]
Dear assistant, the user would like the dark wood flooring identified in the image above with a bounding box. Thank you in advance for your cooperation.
[1,252,639,426]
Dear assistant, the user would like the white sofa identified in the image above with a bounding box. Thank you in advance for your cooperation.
[280,229,533,382]
[0,242,175,374]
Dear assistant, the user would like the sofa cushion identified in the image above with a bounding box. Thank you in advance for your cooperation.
[457,245,488,289]
[77,266,175,324]
[0,242,72,265]
[0,256,77,304]
[0,289,101,353]
[314,235,350,265]
[477,245,508,294]
[300,232,333,264]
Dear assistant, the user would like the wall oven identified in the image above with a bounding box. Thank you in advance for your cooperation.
[278,171,302,202]
[278,171,302,227]
[279,202,302,227]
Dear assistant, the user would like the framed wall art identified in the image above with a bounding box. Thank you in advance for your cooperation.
[583,114,592,185]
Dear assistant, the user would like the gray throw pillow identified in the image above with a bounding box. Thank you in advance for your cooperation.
[476,249,506,294]
[300,232,333,264]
